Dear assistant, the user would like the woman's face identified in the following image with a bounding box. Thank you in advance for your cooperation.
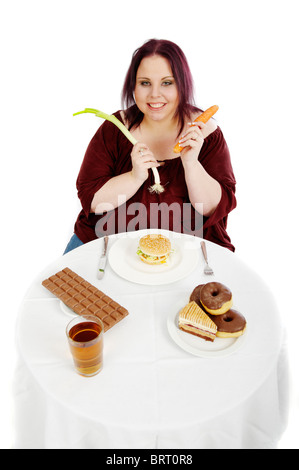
[134,55,179,124]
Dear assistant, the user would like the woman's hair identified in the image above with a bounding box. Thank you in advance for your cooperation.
[121,39,199,136]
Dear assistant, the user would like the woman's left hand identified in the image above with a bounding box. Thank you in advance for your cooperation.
[178,121,206,163]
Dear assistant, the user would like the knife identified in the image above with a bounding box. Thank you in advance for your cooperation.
[97,236,109,279]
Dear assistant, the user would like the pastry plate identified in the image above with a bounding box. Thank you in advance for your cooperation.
[108,232,199,285]
[167,309,247,358]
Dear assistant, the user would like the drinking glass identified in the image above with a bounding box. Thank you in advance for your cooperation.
[66,315,104,377]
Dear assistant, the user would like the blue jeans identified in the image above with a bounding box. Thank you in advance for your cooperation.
[63,233,84,254]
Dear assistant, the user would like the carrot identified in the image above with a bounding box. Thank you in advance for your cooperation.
[173,105,219,154]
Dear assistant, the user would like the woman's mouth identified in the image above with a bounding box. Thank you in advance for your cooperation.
[147,103,166,110]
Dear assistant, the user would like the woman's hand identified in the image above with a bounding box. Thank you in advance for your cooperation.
[178,121,206,163]
[131,142,160,183]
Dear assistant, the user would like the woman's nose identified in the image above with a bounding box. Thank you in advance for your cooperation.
[150,84,161,98]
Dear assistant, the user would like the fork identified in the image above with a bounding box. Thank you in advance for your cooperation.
[200,241,214,275]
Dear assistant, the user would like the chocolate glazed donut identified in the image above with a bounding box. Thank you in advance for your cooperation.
[208,309,247,338]
[190,284,246,338]
[189,284,205,305]
[200,282,233,315]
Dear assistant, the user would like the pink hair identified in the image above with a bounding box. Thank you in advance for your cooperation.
[121,39,200,136]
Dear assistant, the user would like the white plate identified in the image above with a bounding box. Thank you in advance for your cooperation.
[60,301,78,317]
[108,233,199,285]
[167,309,247,358]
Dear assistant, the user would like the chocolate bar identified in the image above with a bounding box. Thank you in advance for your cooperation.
[42,267,129,331]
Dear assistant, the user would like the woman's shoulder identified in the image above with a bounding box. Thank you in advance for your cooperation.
[91,110,126,149]
[113,109,130,128]
[96,110,126,138]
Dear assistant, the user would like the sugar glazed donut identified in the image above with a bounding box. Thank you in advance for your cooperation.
[208,309,246,338]
[200,282,233,315]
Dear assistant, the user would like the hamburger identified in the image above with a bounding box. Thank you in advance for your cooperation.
[137,234,172,265]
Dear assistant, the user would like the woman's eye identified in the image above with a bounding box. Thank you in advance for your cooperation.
[141,81,150,86]
[162,81,172,86]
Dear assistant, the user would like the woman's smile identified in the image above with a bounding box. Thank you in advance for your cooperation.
[147,102,167,110]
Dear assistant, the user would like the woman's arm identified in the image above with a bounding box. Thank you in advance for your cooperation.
[90,142,160,213]
[182,159,222,216]
[179,121,222,216]
[90,171,143,213]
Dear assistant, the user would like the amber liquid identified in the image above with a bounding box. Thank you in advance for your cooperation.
[68,321,103,376]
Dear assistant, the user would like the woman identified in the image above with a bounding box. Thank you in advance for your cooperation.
[64,39,236,254]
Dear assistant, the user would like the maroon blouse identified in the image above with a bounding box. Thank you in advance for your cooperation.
[74,111,237,251]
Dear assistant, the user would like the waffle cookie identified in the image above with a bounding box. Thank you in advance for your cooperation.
[42,267,129,332]
[178,301,217,342]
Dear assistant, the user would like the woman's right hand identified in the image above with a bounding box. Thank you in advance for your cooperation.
[131,142,160,183]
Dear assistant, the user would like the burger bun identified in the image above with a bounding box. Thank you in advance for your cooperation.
[137,234,172,265]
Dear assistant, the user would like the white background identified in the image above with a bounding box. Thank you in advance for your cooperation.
[1,0,298,448]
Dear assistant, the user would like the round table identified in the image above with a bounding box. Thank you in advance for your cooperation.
[14,229,288,449]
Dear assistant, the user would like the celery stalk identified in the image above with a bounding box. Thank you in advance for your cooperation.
[73,108,164,193]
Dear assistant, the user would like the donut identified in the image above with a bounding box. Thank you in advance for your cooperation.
[200,282,233,315]
[189,283,246,338]
[189,284,204,305]
[207,309,247,338]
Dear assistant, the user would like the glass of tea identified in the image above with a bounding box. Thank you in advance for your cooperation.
[66,315,104,377]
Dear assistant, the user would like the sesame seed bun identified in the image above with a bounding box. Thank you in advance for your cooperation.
[137,234,172,265]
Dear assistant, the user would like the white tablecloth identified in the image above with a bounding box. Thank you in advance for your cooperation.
[13,230,289,449]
